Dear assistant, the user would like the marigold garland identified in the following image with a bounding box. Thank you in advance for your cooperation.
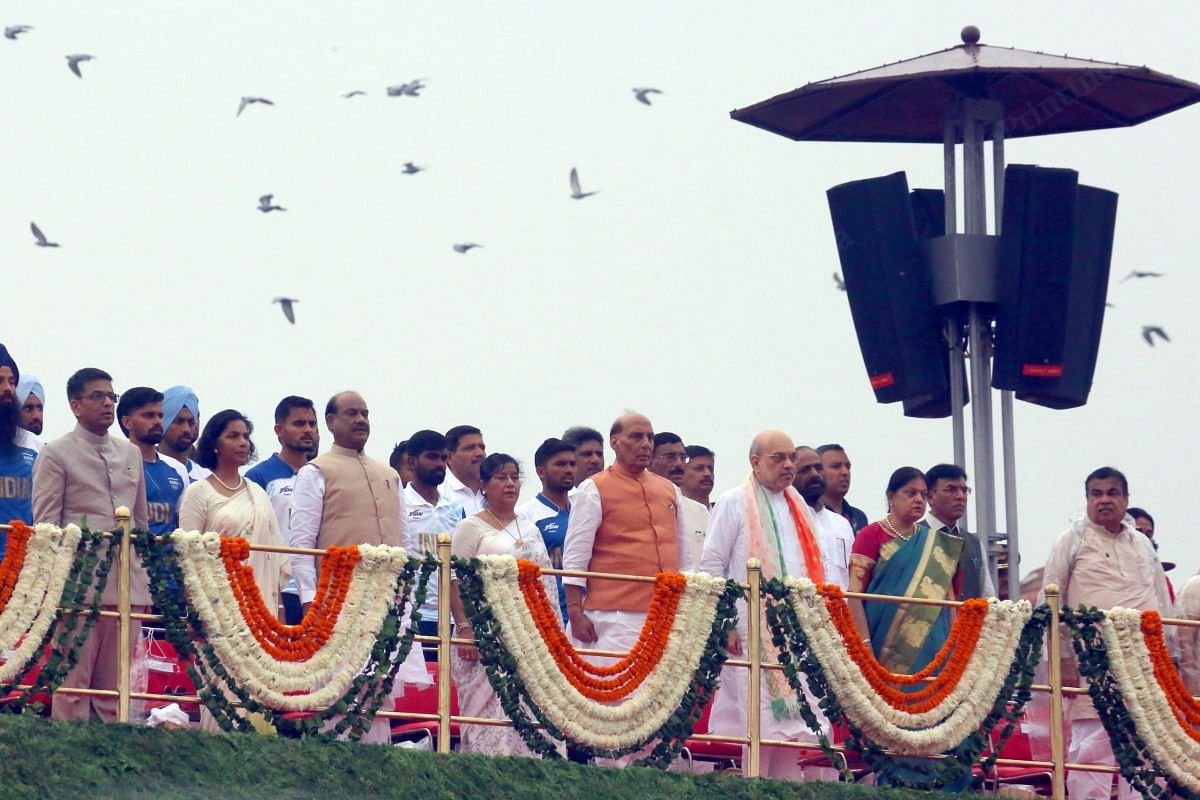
[0,521,32,613]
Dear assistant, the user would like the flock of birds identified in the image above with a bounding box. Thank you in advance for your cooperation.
[8,22,665,325]
[830,266,1172,348]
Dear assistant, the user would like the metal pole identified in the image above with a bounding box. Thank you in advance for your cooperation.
[436,533,453,754]
[116,506,132,724]
[746,557,762,778]
[944,118,966,471]
[1045,584,1067,800]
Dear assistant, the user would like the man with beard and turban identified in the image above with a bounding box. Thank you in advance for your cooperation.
[158,385,209,482]
[401,429,465,659]
[794,445,854,590]
[118,387,187,535]
[700,430,834,781]
[0,345,42,560]
[16,374,44,439]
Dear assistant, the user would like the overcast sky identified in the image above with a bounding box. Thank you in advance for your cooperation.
[4,1,1197,583]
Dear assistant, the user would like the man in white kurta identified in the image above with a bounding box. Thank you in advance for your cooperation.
[700,430,834,781]
[793,446,853,590]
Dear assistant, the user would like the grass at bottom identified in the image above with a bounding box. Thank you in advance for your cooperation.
[0,713,968,800]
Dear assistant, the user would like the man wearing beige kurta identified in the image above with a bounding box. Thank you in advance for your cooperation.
[32,368,149,723]
[1041,467,1173,800]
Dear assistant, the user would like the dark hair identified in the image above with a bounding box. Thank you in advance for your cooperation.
[816,443,846,457]
[1128,507,1154,526]
[685,445,714,460]
[479,452,520,483]
[925,463,967,492]
[406,429,447,457]
[1085,466,1128,496]
[274,395,314,424]
[562,425,603,447]
[445,425,481,452]
[66,367,113,400]
[534,437,575,467]
[390,441,408,473]
[195,409,256,470]
[652,432,683,451]
[116,387,163,437]
[886,466,926,495]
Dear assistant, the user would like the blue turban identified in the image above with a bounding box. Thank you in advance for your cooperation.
[16,374,43,405]
[162,385,199,426]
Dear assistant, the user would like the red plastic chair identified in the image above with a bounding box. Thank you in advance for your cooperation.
[0,642,53,711]
[390,661,460,749]
[983,719,1054,794]
[679,692,743,771]
[142,630,199,715]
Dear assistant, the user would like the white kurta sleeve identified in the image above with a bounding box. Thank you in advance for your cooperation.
[699,493,741,579]
[673,487,694,571]
[289,465,325,603]
[396,479,417,552]
[561,479,601,588]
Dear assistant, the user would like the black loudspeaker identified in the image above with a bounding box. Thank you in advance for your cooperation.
[828,173,950,408]
[992,164,1118,409]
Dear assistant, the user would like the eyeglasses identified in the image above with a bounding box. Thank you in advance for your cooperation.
[81,391,119,404]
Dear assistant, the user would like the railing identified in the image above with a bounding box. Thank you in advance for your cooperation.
[3,512,1191,800]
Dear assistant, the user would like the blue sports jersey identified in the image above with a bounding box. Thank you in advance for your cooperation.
[144,458,186,535]
[0,431,40,560]
[520,493,571,624]
[245,453,295,491]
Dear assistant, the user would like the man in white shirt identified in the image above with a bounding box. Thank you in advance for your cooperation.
[681,445,715,509]
[651,432,710,558]
[562,426,605,488]
[924,463,994,600]
[793,445,854,590]
[442,424,485,515]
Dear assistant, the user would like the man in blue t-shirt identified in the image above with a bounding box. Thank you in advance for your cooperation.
[0,344,41,560]
[517,437,577,625]
[118,388,187,535]
[245,395,319,624]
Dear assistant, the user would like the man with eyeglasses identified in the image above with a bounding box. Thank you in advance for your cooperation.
[32,367,150,723]
[651,432,710,554]
[1042,466,1173,800]
[924,463,993,599]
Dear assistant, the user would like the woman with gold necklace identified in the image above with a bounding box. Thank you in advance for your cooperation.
[449,452,560,757]
[847,466,965,677]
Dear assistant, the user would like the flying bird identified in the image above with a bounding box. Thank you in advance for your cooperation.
[341,90,366,98]
[1120,270,1165,283]
[569,167,599,200]
[237,96,274,116]
[30,222,59,248]
[833,272,846,292]
[272,297,298,324]
[65,54,94,78]
[632,87,663,106]
[387,79,427,97]
[258,194,286,213]
[402,162,425,175]
[4,25,33,40]
[1142,325,1170,346]
[453,243,482,254]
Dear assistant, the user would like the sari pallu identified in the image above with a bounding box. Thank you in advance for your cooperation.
[865,522,964,676]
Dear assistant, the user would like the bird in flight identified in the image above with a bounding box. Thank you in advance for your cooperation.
[237,96,274,116]
[387,79,427,97]
[30,222,59,248]
[341,90,366,98]
[453,243,482,254]
[833,272,846,292]
[632,87,663,106]
[569,167,599,200]
[273,297,298,324]
[1120,270,1165,282]
[4,25,33,40]
[66,54,94,78]
[1142,326,1170,346]
[402,162,425,175]
[258,194,286,213]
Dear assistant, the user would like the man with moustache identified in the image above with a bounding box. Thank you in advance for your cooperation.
[651,432,710,556]
[16,373,44,439]
[402,429,465,659]
[32,367,149,722]
[1042,467,1173,800]
[518,438,577,624]
[681,445,715,509]
[563,426,605,491]
[924,464,993,600]
[794,446,854,590]
[817,444,868,534]
[158,385,209,482]
[117,387,187,536]
[443,425,485,514]
[0,346,41,560]
[245,396,320,624]
[290,391,428,742]
[701,431,833,781]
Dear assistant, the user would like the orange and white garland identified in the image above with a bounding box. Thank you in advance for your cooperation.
[0,523,82,683]
[785,577,1033,755]
[473,555,728,749]
[171,530,409,710]
[1099,607,1200,792]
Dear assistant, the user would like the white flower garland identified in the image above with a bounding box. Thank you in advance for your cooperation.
[0,524,83,684]
[1098,607,1200,793]
[171,531,410,710]
[786,577,1032,756]
[474,555,727,750]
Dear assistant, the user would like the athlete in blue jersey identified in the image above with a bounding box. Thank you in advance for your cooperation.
[0,345,40,560]
[517,438,577,625]
[117,388,187,535]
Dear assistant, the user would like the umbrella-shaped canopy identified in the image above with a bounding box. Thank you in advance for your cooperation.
[731,26,1200,143]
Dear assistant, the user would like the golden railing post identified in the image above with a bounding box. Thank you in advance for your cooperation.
[746,557,762,779]
[436,533,453,754]
[1046,583,1066,800]
[115,506,132,724]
